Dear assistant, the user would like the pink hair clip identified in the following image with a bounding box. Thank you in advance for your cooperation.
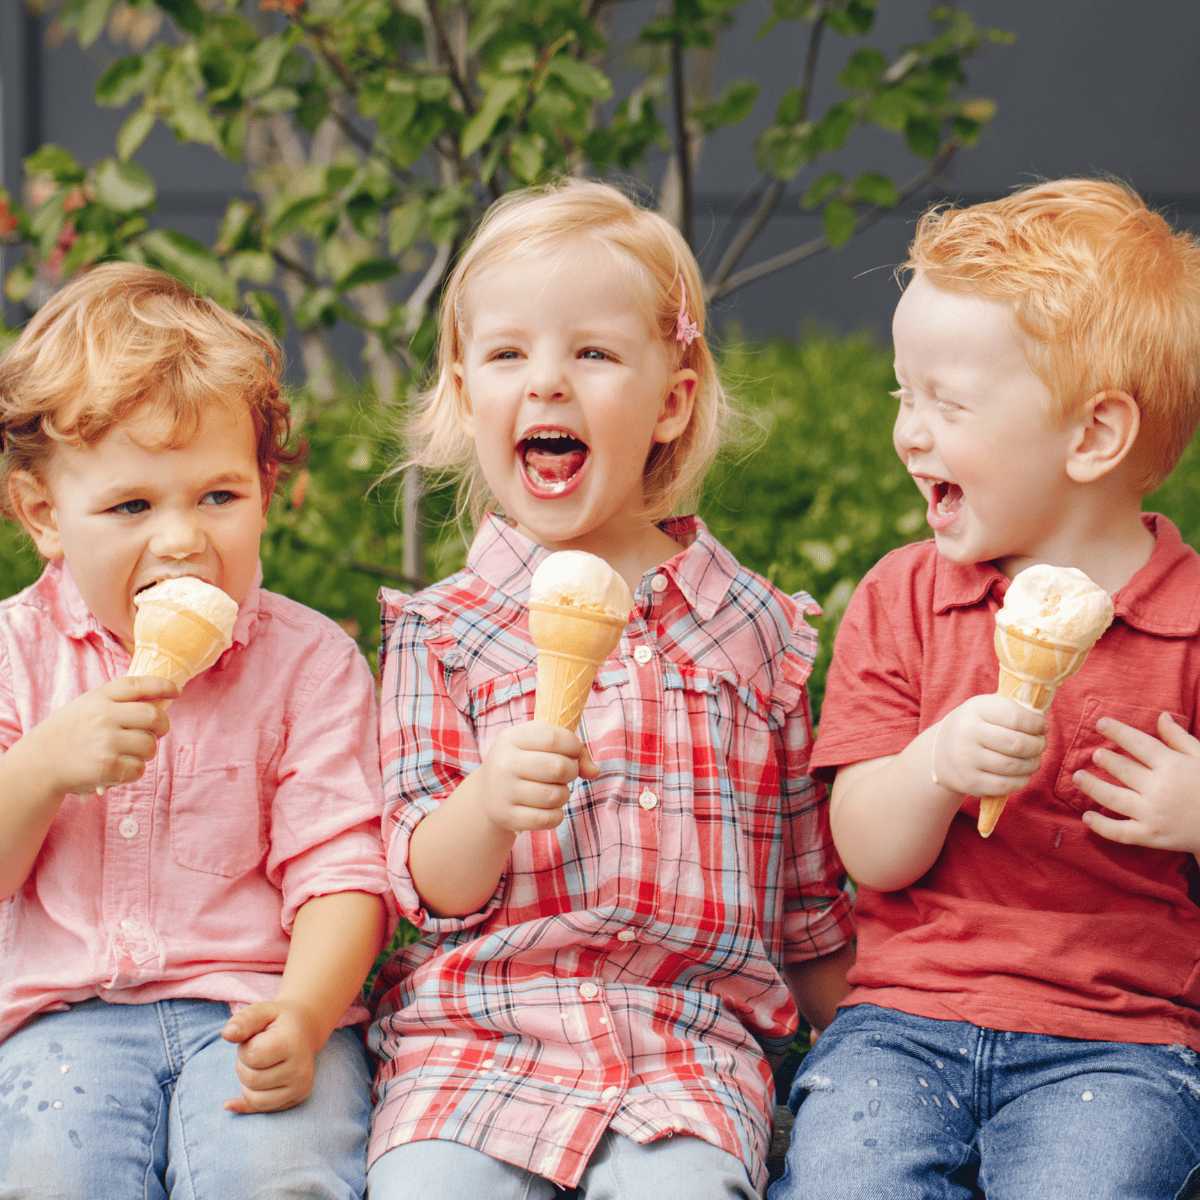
[675,278,700,347]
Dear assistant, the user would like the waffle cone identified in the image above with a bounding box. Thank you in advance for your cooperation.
[128,598,233,690]
[978,625,1096,837]
[529,601,626,730]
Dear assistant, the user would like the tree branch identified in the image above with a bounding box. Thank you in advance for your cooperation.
[273,246,320,288]
[670,35,693,247]
[423,0,477,117]
[707,5,827,292]
[709,140,960,300]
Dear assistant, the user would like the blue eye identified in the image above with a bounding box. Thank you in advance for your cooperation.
[580,348,608,361]
[111,499,149,516]
[203,490,237,506]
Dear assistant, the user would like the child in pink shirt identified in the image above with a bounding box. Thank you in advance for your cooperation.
[0,263,390,1198]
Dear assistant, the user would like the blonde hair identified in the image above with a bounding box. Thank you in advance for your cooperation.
[408,178,729,526]
[903,177,1200,493]
[0,262,300,519]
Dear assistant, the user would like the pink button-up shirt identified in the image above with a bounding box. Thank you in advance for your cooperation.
[0,560,389,1041]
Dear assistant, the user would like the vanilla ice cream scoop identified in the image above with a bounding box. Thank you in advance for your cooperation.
[978,564,1113,837]
[996,564,1114,646]
[529,550,634,619]
[527,552,632,732]
[128,577,239,691]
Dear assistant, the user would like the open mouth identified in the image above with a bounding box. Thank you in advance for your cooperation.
[926,479,964,531]
[518,428,589,497]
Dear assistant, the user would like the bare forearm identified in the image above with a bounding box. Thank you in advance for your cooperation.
[408,770,517,917]
[784,942,856,1033]
[276,891,388,1049]
[830,727,963,892]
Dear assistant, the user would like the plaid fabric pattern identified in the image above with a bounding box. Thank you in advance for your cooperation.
[367,515,853,1190]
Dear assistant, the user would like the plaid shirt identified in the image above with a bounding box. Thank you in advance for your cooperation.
[367,515,852,1190]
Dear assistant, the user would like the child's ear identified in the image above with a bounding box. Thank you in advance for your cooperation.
[7,471,63,559]
[1065,390,1140,484]
[653,369,698,445]
[451,364,474,438]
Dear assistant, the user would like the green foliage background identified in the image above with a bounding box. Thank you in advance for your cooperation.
[6,325,1200,715]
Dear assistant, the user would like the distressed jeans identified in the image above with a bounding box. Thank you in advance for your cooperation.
[770,1003,1200,1200]
[0,997,372,1200]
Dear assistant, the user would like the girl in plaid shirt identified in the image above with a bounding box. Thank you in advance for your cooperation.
[367,180,855,1199]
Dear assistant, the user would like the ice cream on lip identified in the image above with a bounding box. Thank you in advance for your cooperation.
[127,575,240,692]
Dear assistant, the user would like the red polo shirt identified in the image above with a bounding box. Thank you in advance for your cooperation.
[813,513,1200,1048]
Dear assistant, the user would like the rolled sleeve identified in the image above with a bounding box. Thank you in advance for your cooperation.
[378,594,505,932]
[267,632,393,935]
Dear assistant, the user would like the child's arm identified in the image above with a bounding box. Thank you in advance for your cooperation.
[784,942,856,1035]
[0,676,177,899]
[407,722,599,917]
[830,694,1047,891]
[220,889,387,1114]
[1074,713,1200,854]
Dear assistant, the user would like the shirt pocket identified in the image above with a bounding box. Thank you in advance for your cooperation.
[1053,697,1187,814]
[468,665,537,753]
[169,735,279,876]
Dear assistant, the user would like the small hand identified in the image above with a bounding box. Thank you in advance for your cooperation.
[475,721,600,834]
[31,676,178,799]
[1075,713,1200,854]
[221,1001,319,1113]
[930,694,1047,798]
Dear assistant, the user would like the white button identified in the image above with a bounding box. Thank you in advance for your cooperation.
[601,1085,620,1101]
[119,919,141,933]
[118,817,139,839]
[553,1075,564,1084]
[633,645,654,665]
[638,788,658,810]
[650,574,668,593]
[616,929,636,942]
[578,982,600,1000]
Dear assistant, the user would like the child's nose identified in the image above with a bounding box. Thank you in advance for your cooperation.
[149,513,206,559]
[894,402,933,454]
[525,356,569,402]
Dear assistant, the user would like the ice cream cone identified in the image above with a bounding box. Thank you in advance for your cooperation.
[528,600,626,731]
[128,580,238,693]
[978,626,1092,837]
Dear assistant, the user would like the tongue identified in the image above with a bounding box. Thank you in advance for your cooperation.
[525,446,585,483]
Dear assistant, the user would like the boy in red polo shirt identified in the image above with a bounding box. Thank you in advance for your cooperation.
[771,179,1200,1200]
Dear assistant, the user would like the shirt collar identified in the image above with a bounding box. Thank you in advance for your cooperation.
[467,513,739,621]
[931,513,1200,637]
[28,558,263,659]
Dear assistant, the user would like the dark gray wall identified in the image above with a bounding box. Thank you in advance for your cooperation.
[3,0,1199,350]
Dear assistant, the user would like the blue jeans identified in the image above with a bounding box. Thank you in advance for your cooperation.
[367,1129,759,1199]
[0,997,372,1199]
[769,1004,1200,1200]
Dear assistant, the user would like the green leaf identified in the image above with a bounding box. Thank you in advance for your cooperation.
[170,99,224,150]
[117,107,157,161]
[65,0,118,48]
[388,201,426,255]
[92,159,156,211]
[95,55,150,107]
[905,114,941,158]
[508,132,544,182]
[838,48,887,91]
[338,259,400,290]
[270,195,325,243]
[245,290,286,341]
[865,89,911,133]
[815,103,856,151]
[154,0,205,36]
[58,231,110,276]
[243,32,292,99]
[544,57,612,101]
[959,97,997,123]
[294,286,338,329]
[822,197,857,247]
[801,171,844,209]
[253,87,301,114]
[24,145,85,184]
[461,78,522,157]
[296,84,331,136]
[227,251,275,284]
[141,228,236,308]
[4,259,36,304]
[775,86,803,125]
[851,171,896,207]
[692,79,759,134]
